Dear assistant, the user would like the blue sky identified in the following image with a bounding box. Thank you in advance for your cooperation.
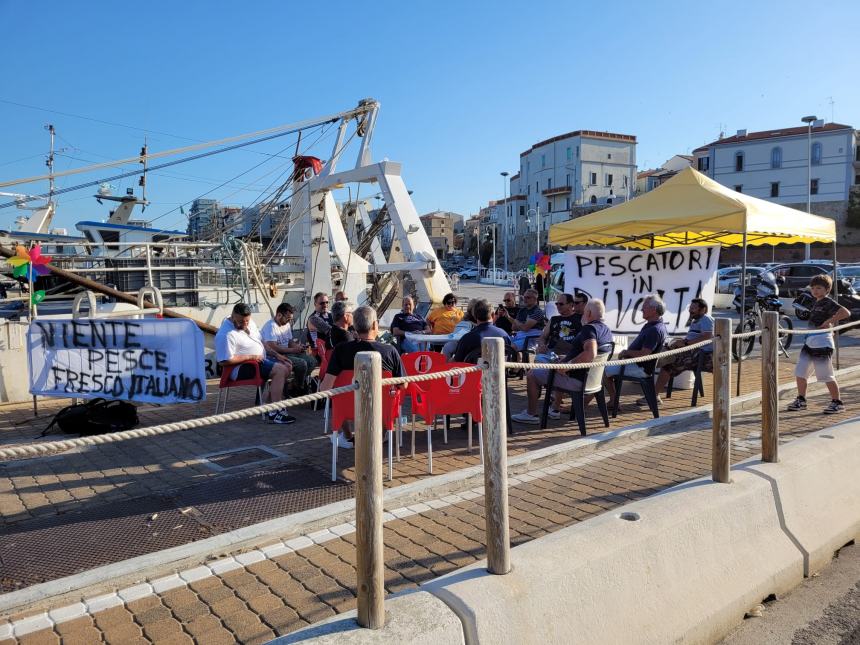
[2,0,858,233]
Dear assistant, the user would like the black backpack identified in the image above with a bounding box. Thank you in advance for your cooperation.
[41,398,139,437]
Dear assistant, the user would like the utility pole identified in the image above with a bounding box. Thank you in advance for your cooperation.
[45,124,55,204]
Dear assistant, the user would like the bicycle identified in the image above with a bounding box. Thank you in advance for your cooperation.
[732,296,793,360]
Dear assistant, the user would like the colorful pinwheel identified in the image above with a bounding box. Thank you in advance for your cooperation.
[529,252,551,277]
[6,245,51,305]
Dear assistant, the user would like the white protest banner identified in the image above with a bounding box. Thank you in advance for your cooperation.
[28,318,206,403]
[562,246,720,333]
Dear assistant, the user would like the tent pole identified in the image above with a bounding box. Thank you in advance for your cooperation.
[833,240,840,369]
[736,230,748,397]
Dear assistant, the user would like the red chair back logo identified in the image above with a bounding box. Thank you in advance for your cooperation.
[413,355,435,374]
[445,373,466,391]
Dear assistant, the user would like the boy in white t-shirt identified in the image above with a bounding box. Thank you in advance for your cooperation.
[260,303,317,395]
[215,303,295,424]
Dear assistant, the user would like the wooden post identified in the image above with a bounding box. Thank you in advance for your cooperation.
[761,311,779,463]
[481,337,511,574]
[712,317,732,483]
[354,352,385,629]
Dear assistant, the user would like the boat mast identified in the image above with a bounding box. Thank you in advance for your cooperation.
[45,124,55,205]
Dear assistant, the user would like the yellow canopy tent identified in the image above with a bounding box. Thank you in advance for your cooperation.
[549,166,840,394]
[549,166,835,248]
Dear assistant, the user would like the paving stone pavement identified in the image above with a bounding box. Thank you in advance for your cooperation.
[0,371,856,644]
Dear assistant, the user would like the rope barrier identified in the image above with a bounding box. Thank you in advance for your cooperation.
[504,338,714,371]
[381,365,482,386]
[733,328,763,340]
[0,383,358,461]
[783,318,860,336]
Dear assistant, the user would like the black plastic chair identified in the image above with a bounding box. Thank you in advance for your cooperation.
[611,358,661,419]
[539,352,611,435]
[666,350,709,407]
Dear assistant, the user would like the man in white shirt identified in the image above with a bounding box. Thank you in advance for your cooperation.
[215,303,295,424]
[260,303,316,394]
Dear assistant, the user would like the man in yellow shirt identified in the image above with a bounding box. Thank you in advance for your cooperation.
[427,293,464,334]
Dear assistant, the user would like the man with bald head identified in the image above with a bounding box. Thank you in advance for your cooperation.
[390,296,431,353]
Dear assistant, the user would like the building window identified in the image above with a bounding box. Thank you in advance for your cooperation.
[590,172,597,185]
[771,147,782,169]
[566,197,571,210]
[606,173,613,186]
[623,175,628,188]
[735,152,744,172]
[547,178,552,190]
[566,147,572,161]
[527,185,530,195]
[546,202,551,213]
[770,182,779,197]
[566,173,570,186]
[607,153,612,159]
[811,179,819,195]
[520,205,525,217]
[536,182,539,194]
[541,154,546,168]
[697,156,710,171]
[812,142,822,165]
[855,174,860,185]
[590,195,597,204]
[576,146,579,157]
[734,185,743,193]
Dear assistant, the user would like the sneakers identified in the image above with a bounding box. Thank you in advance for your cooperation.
[636,396,662,407]
[511,410,540,425]
[823,399,845,415]
[269,411,297,424]
[547,408,561,420]
[787,396,807,411]
[331,432,354,448]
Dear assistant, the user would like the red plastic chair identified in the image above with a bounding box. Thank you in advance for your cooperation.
[409,362,483,472]
[315,344,335,425]
[401,351,450,445]
[216,361,267,420]
[328,369,402,481]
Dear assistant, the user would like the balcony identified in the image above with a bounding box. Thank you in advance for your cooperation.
[541,185,572,197]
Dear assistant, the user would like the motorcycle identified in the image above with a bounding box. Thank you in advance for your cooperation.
[793,278,860,331]
[731,270,784,315]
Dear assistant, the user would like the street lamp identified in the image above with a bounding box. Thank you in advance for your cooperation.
[501,171,509,272]
[526,206,541,256]
[801,115,817,261]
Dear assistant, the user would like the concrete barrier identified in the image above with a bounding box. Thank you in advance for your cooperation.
[422,470,803,645]
[741,420,860,576]
[271,590,465,644]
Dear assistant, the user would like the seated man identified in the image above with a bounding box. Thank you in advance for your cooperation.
[604,295,668,403]
[512,299,612,425]
[649,298,714,406]
[493,292,520,335]
[320,305,405,448]
[215,303,296,424]
[330,300,358,347]
[453,298,511,362]
[534,293,583,363]
[307,292,334,348]
[260,303,317,395]
[496,288,546,352]
[390,296,431,353]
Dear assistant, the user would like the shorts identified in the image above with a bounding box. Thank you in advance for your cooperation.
[235,358,277,381]
[795,350,835,383]
[533,368,584,392]
[662,350,712,377]
[604,363,648,379]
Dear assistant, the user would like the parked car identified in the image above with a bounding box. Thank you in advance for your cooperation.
[717,266,764,294]
[456,268,479,279]
[771,262,834,297]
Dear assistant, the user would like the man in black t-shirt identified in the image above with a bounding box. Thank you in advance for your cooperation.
[320,305,404,448]
[322,306,404,384]
[494,292,520,335]
[534,293,584,362]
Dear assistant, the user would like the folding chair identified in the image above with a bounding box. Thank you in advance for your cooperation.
[611,358,661,419]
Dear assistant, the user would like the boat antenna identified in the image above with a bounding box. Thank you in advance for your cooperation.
[139,137,148,211]
[45,124,55,204]
[294,130,302,157]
